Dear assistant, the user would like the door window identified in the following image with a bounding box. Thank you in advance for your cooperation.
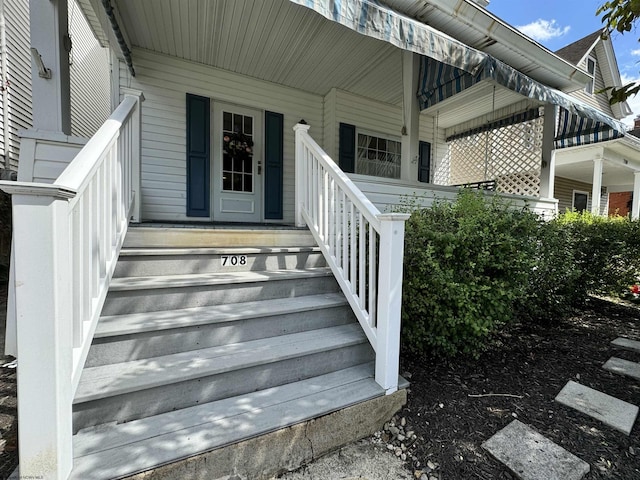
[222,112,254,193]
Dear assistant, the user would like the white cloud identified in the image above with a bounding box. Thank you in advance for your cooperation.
[516,19,570,42]
[631,49,640,57]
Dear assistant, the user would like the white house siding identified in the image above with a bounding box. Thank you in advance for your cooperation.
[68,0,110,138]
[4,0,31,171]
[119,48,324,223]
[1,0,109,172]
[569,45,614,118]
[323,88,403,162]
[323,88,446,183]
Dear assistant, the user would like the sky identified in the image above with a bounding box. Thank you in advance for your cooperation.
[486,0,640,127]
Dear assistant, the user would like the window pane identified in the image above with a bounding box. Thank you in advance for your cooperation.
[356,131,401,179]
[223,112,232,131]
[233,114,242,133]
[244,116,253,135]
[223,174,232,191]
[244,174,253,192]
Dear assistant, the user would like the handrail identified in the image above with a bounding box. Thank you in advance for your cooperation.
[294,123,408,394]
[0,92,143,479]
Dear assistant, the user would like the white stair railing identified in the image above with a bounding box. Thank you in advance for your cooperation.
[0,93,143,479]
[294,124,409,395]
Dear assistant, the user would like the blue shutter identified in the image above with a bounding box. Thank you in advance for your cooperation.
[186,94,210,217]
[264,111,284,220]
[418,141,431,183]
[339,123,356,173]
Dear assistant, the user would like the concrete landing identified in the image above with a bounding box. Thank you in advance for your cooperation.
[555,381,638,435]
[482,420,590,480]
[603,357,640,381]
[611,337,640,353]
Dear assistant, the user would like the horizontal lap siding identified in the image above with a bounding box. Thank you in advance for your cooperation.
[120,48,323,223]
[5,0,31,171]
[68,0,110,138]
[324,88,445,183]
[554,176,608,215]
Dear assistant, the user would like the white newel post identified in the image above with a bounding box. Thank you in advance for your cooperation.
[375,213,409,394]
[632,171,640,220]
[122,89,145,223]
[591,157,604,215]
[6,184,76,479]
[294,123,311,227]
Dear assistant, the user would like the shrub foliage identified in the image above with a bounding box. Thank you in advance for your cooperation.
[399,191,640,357]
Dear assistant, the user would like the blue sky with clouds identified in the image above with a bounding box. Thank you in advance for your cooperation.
[487,0,640,125]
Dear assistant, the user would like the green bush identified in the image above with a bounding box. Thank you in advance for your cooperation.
[555,211,640,298]
[400,190,538,357]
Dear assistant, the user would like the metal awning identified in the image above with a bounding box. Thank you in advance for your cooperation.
[292,0,628,147]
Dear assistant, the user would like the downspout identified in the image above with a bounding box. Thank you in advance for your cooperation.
[0,0,9,170]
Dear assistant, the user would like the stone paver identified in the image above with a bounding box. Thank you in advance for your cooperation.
[603,357,640,381]
[611,337,640,353]
[555,380,638,435]
[482,420,590,480]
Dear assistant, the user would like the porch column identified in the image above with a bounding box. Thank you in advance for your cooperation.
[539,104,557,200]
[591,157,604,215]
[632,171,640,220]
[401,51,420,181]
[29,0,71,134]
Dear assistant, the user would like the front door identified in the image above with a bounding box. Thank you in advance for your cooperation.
[212,103,263,222]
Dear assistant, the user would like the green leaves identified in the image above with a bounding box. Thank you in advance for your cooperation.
[597,0,640,104]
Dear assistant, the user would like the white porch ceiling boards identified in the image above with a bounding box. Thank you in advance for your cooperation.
[114,0,403,105]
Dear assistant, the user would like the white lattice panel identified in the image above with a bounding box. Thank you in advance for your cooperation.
[436,116,544,197]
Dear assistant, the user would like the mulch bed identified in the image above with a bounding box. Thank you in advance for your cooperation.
[400,297,640,479]
[0,285,639,479]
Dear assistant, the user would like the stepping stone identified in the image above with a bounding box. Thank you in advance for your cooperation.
[611,337,640,353]
[555,381,638,435]
[603,357,640,381]
[482,420,589,480]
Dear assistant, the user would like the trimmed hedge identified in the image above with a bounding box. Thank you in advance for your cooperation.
[399,191,640,357]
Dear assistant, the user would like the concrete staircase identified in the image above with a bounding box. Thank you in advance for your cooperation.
[70,227,402,480]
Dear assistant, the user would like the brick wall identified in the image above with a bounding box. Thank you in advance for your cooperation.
[608,191,632,217]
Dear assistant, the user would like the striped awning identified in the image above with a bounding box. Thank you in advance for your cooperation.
[292,0,628,148]
[288,0,486,73]
[417,56,626,147]
[555,107,624,148]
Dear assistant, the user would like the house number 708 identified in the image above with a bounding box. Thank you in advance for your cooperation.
[221,255,247,266]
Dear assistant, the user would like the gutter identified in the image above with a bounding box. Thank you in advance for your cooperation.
[0,1,9,170]
[101,0,135,77]
[387,0,590,91]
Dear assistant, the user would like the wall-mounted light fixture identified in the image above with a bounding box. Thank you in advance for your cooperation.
[30,48,51,79]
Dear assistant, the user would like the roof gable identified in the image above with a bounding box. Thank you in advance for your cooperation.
[555,30,602,65]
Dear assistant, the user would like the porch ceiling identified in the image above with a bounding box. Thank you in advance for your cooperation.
[114,0,403,104]
[555,138,640,187]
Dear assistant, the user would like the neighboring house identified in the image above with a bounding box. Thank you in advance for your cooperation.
[0,0,110,263]
[0,1,633,479]
[553,30,640,216]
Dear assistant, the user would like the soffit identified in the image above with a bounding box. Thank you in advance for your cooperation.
[113,0,403,104]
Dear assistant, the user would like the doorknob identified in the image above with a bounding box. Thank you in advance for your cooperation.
[258,160,262,175]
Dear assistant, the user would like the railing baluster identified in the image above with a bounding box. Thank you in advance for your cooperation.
[349,201,356,293]
[293,123,408,395]
[369,224,377,328]
[358,212,365,309]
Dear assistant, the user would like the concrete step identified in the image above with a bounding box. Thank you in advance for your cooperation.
[555,380,639,435]
[483,420,590,480]
[123,226,316,248]
[114,246,326,277]
[603,356,640,381]
[86,293,354,367]
[611,337,640,353]
[73,324,374,432]
[71,364,383,480]
[102,268,339,315]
